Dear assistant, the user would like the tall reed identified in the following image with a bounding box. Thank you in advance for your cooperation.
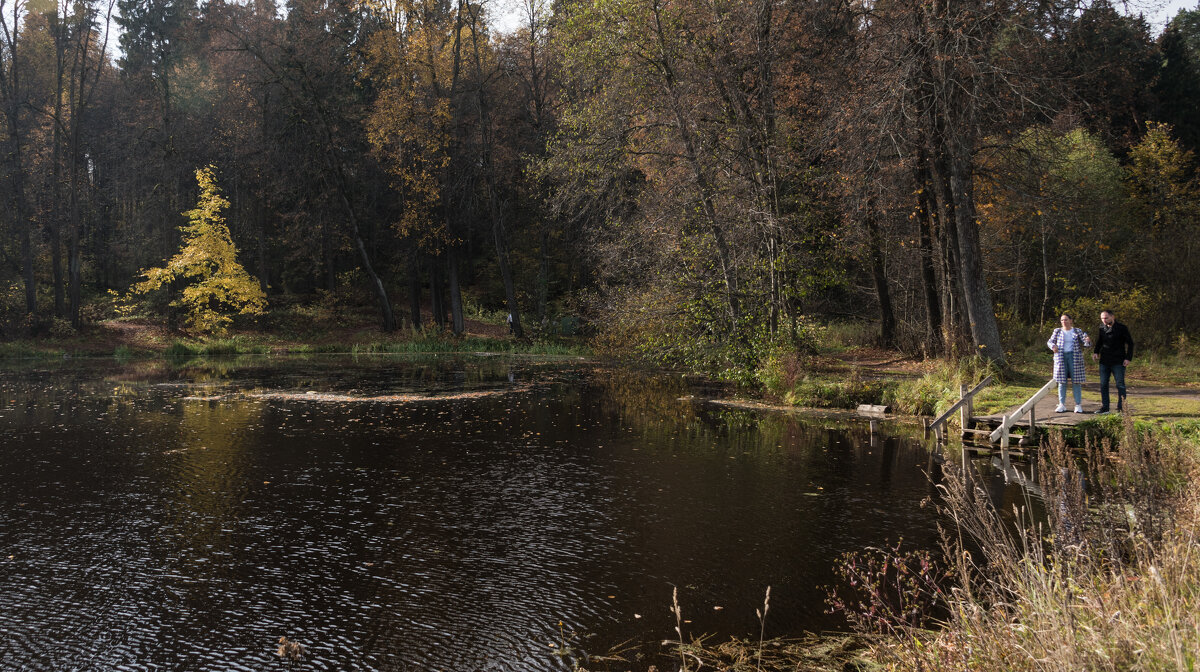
[833,415,1200,670]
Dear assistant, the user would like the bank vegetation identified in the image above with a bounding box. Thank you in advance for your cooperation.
[828,417,1200,671]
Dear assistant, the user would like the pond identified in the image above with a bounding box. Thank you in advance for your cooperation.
[0,355,1018,671]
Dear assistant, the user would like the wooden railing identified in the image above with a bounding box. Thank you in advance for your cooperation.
[925,375,993,441]
[989,379,1056,448]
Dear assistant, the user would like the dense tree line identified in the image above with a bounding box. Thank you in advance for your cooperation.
[3,0,1199,367]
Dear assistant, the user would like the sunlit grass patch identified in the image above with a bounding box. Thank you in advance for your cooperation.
[971,383,1042,415]
[814,320,880,353]
[1129,339,1200,387]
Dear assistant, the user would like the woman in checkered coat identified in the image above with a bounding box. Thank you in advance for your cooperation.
[1048,313,1092,413]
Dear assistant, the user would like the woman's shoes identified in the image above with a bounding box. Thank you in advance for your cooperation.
[1055,404,1067,413]
[1074,405,1084,413]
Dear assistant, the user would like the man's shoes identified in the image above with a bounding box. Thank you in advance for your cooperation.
[1054,404,1066,413]
[1094,408,1110,414]
[1074,405,1084,414]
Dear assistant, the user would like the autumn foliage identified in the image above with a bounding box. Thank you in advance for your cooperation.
[123,166,267,335]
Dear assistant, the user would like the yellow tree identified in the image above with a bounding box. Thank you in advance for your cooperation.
[127,165,267,334]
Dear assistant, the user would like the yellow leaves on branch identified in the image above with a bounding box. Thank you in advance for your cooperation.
[127,165,267,335]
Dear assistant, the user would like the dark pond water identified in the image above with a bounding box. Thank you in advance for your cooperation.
[0,355,1019,671]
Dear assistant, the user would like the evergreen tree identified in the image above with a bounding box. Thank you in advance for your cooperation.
[1156,25,1200,156]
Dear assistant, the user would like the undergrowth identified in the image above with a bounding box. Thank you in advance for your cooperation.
[831,414,1200,670]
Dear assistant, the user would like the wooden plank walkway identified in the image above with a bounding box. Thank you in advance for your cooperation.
[975,383,1114,429]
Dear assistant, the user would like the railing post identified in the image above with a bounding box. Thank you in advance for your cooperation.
[1026,406,1036,446]
[960,383,969,438]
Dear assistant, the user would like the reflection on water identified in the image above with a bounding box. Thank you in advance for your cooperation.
[0,356,1024,671]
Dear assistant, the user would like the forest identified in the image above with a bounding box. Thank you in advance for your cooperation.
[3,0,1200,374]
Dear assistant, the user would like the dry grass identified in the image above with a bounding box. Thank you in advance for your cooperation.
[836,414,1200,671]
[579,586,874,672]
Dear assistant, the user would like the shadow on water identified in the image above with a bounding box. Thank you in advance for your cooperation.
[0,355,1030,671]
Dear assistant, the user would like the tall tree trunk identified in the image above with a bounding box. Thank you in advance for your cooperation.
[536,225,549,326]
[448,245,464,335]
[491,211,523,338]
[2,30,34,316]
[6,132,35,315]
[1039,212,1051,325]
[407,248,422,329]
[916,161,943,356]
[21,197,35,315]
[929,148,968,354]
[650,0,740,333]
[67,122,83,329]
[864,209,896,347]
[68,189,81,329]
[947,141,1005,364]
[51,218,64,318]
[431,254,446,329]
[322,220,336,291]
[337,187,396,331]
[51,11,66,318]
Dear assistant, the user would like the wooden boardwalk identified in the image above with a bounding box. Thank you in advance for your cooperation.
[928,381,1197,449]
[975,385,1113,430]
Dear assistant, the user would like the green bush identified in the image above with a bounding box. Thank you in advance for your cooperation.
[886,355,1000,417]
[784,376,895,408]
[164,341,199,359]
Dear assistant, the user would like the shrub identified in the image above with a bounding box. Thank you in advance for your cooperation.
[885,355,1000,417]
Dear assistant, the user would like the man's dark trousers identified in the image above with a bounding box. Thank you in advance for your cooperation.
[1099,362,1126,411]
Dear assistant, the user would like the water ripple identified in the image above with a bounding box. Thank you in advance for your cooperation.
[0,358,981,671]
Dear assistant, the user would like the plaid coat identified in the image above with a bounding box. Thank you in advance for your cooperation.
[1048,327,1089,383]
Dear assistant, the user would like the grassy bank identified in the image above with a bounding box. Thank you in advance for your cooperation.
[0,317,590,362]
[832,417,1200,671]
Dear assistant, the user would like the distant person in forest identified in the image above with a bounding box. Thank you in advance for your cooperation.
[1092,309,1134,414]
[1048,313,1091,413]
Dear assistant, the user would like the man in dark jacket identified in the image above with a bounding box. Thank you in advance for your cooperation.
[1092,309,1134,413]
